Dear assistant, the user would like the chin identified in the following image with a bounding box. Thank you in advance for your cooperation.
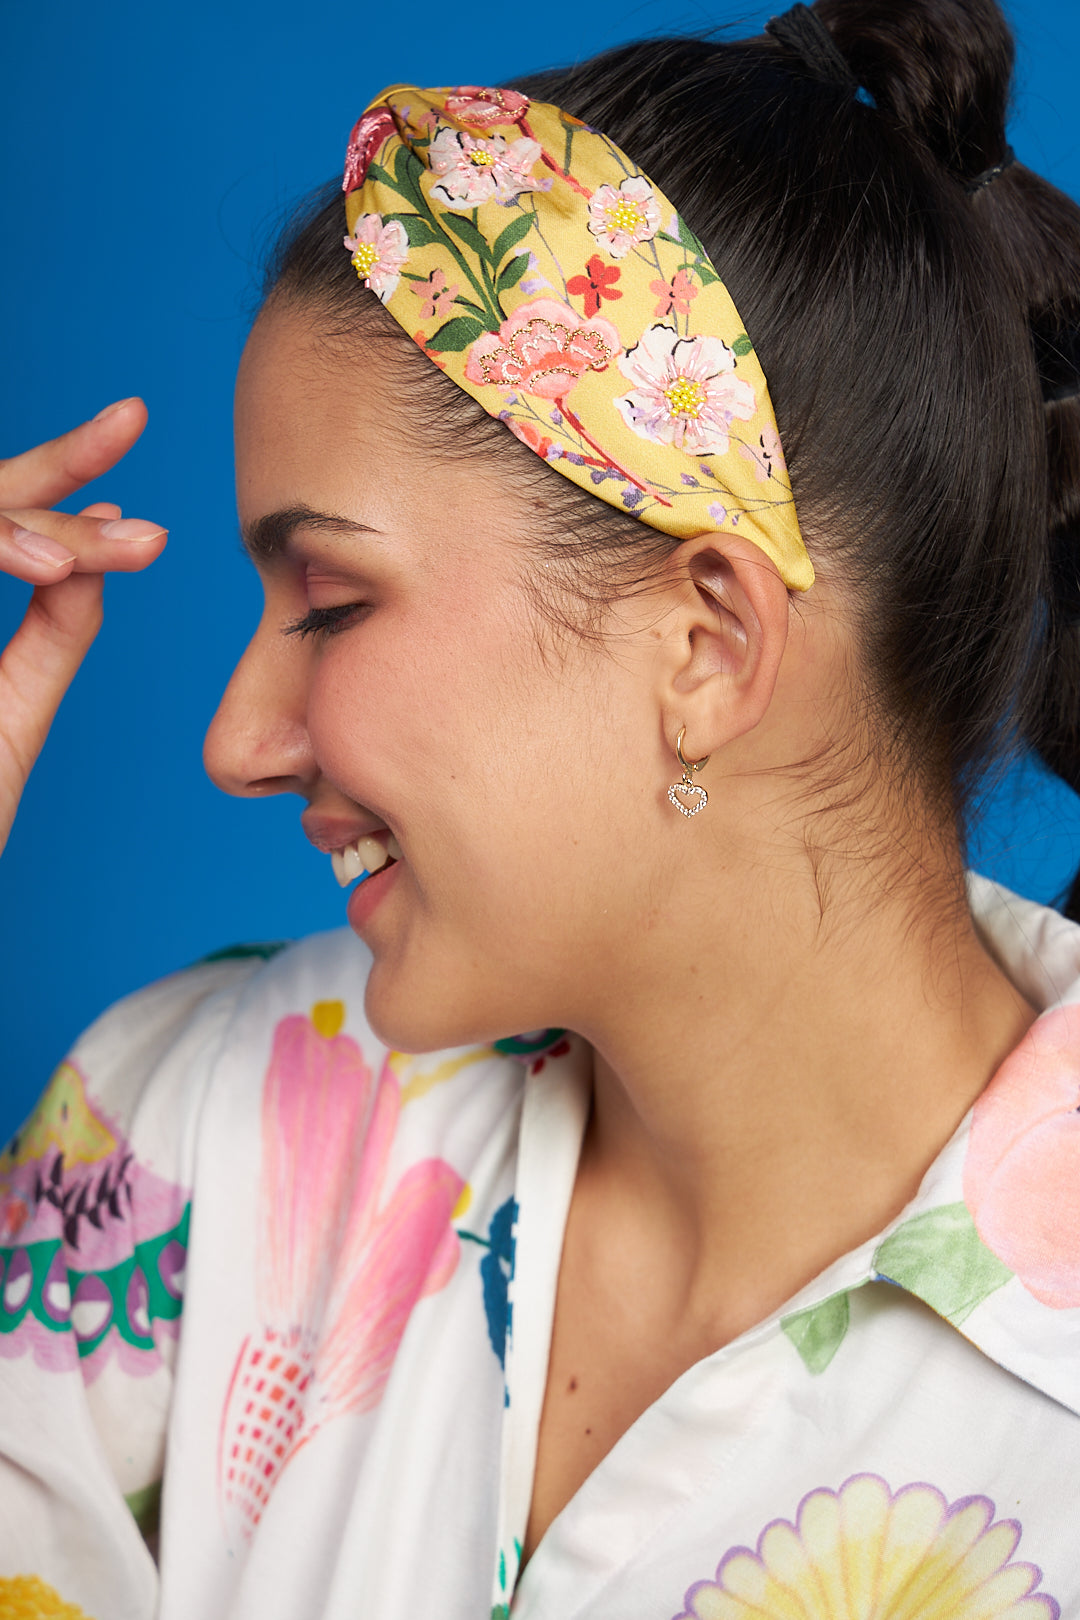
[361,956,548,1058]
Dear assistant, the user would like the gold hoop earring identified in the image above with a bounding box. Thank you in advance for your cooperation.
[668,727,710,817]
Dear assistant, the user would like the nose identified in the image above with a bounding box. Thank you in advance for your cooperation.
[203,601,318,799]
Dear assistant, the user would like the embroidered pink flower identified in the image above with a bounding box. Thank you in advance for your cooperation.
[411,266,459,319]
[465,298,620,400]
[615,325,757,455]
[566,253,623,317]
[444,86,531,127]
[964,1003,1080,1309]
[650,266,699,319]
[429,127,546,210]
[342,107,397,193]
[343,213,408,302]
[588,176,661,258]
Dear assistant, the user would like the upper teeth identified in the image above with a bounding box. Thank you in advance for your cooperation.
[331,833,403,889]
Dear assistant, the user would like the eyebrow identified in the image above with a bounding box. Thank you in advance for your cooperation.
[240,505,383,562]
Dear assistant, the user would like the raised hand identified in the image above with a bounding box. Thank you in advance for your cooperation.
[0,398,167,854]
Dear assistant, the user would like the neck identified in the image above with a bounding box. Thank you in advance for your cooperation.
[568,820,1034,1346]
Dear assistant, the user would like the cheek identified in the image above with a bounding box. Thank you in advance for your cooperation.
[306,595,535,817]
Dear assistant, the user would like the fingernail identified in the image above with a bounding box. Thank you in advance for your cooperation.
[98,518,166,542]
[12,527,76,567]
[92,397,139,421]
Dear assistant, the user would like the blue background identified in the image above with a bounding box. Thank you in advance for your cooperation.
[1,0,1078,1140]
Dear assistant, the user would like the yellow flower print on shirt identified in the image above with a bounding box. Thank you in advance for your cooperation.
[0,1575,93,1619]
[674,1474,1058,1620]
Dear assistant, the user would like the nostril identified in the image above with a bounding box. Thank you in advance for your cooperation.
[246,776,309,797]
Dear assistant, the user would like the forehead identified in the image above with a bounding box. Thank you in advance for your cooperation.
[234,304,405,528]
[232,301,532,582]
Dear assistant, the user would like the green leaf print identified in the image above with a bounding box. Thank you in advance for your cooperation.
[491,1608,511,1620]
[490,211,535,268]
[392,143,427,212]
[386,211,440,248]
[873,1202,1013,1325]
[426,315,490,352]
[497,253,531,294]
[782,1291,850,1374]
[441,211,494,264]
[676,215,708,260]
[125,1479,162,1538]
[192,941,290,966]
[732,333,754,356]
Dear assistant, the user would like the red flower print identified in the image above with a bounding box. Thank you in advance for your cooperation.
[507,419,554,459]
[342,107,397,194]
[567,254,623,317]
[411,330,447,371]
[649,266,699,319]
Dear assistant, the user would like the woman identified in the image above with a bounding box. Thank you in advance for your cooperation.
[2,1,1079,1615]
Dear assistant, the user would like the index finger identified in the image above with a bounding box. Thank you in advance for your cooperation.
[0,397,149,510]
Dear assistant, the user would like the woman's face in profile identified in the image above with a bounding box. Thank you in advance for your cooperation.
[206,300,677,1053]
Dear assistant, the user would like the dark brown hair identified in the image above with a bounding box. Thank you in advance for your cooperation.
[266,0,1080,913]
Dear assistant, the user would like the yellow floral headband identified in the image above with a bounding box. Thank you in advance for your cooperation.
[342,85,814,591]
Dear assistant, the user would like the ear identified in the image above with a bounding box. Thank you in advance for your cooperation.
[658,531,791,759]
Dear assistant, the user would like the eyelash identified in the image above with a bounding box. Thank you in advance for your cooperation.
[284,602,367,640]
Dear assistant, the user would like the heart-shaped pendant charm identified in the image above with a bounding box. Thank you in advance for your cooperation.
[668,779,708,816]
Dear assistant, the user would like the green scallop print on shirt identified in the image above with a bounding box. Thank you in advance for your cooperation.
[0,1203,190,1355]
[191,941,292,967]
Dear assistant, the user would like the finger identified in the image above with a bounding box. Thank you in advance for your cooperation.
[0,397,148,510]
[0,508,167,584]
[78,501,122,520]
[0,573,104,849]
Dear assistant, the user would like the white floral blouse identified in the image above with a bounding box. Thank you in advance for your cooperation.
[1,875,1079,1620]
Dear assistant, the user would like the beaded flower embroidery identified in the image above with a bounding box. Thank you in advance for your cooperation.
[339,84,814,591]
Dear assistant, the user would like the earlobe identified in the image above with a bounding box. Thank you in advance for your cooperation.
[663,533,791,758]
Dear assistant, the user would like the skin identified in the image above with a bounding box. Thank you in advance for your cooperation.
[3,303,1036,1562]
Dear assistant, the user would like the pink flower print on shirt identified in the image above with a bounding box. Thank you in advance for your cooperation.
[443,86,531,128]
[615,325,757,456]
[428,127,547,210]
[964,1003,1080,1308]
[342,107,397,193]
[218,1002,463,1540]
[411,266,459,319]
[588,176,661,258]
[465,297,620,401]
[650,266,699,319]
[343,213,408,302]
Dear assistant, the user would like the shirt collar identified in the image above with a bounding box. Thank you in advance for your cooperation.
[783,876,1080,1415]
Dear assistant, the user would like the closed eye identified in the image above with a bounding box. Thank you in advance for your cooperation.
[283,603,367,640]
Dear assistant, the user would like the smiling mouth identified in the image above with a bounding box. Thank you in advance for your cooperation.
[330,832,403,889]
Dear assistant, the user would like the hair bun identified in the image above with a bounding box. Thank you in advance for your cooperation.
[815,0,1013,183]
